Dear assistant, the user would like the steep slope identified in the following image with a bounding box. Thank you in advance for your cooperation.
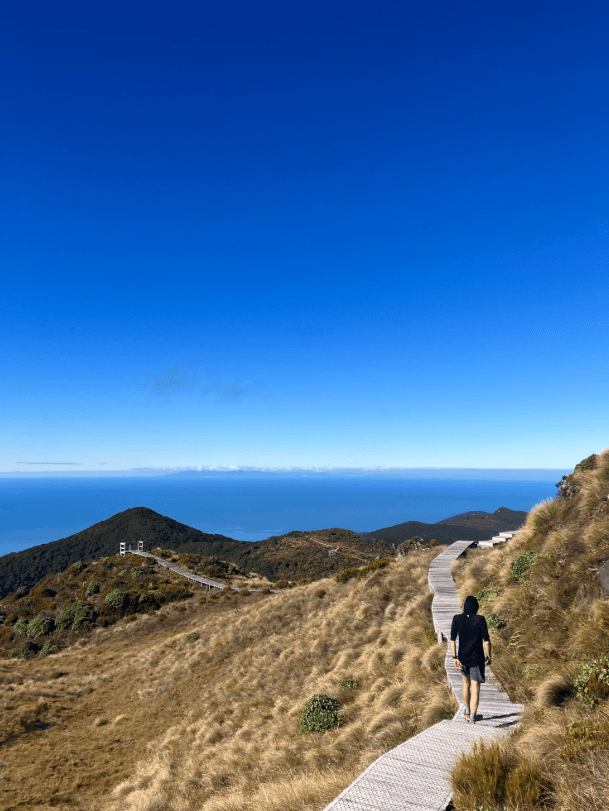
[449,450,609,810]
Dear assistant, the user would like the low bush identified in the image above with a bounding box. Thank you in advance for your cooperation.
[131,567,142,579]
[84,581,100,597]
[185,632,200,643]
[71,603,98,631]
[486,613,507,630]
[6,648,16,659]
[298,693,342,734]
[56,603,80,630]
[25,616,55,637]
[574,657,609,704]
[13,617,29,636]
[475,586,500,606]
[105,590,127,612]
[338,679,358,690]
[38,640,59,657]
[71,561,83,572]
[509,551,551,583]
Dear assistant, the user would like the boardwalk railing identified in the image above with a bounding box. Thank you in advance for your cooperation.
[323,536,523,811]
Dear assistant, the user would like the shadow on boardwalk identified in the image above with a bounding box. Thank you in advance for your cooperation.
[323,540,523,811]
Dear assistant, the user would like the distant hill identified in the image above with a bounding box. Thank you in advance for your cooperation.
[0,505,527,600]
[0,509,391,599]
[362,507,527,544]
[436,507,527,531]
[0,508,242,600]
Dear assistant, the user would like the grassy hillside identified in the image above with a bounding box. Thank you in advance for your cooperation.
[0,547,456,811]
[450,451,609,810]
[0,551,274,661]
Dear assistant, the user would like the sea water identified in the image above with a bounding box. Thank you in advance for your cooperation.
[0,472,567,556]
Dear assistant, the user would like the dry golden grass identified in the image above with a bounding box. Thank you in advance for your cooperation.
[0,547,457,811]
[450,447,609,810]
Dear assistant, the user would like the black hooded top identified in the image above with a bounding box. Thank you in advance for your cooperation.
[450,604,490,670]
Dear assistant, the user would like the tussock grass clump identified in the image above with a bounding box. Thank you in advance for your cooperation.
[452,738,550,810]
[451,447,609,810]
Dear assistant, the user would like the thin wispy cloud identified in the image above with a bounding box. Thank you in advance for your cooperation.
[201,382,253,401]
[152,364,198,393]
[16,462,83,465]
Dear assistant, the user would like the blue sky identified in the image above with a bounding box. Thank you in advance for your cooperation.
[2,0,608,473]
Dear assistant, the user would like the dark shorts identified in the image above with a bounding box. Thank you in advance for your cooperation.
[461,664,485,683]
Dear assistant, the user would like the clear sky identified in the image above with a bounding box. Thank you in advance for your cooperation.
[2,1,608,474]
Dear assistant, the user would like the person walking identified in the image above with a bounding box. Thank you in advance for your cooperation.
[450,595,491,723]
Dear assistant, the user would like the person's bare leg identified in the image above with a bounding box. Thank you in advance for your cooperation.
[470,679,480,720]
[461,675,471,717]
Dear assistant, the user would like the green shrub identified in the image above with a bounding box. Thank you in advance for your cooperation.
[105,590,127,612]
[72,560,83,571]
[26,616,55,637]
[84,581,100,597]
[575,657,609,704]
[55,603,79,630]
[7,648,17,659]
[475,586,500,606]
[71,604,98,631]
[38,640,58,657]
[298,693,342,734]
[486,613,508,630]
[14,617,30,636]
[120,569,128,576]
[185,632,200,643]
[509,552,551,583]
[152,590,166,605]
[338,679,358,690]
[131,567,142,579]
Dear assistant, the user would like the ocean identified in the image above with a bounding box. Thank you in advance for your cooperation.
[0,472,567,557]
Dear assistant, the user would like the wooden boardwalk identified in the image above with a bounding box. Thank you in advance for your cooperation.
[129,549,281,593]
[129,550,240,591]
[323,539,523,811]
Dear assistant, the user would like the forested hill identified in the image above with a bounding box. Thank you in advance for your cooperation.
[362,506,527,544]
[0,508,391,599]
[0,505,527,600]
[0,508,244,600]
